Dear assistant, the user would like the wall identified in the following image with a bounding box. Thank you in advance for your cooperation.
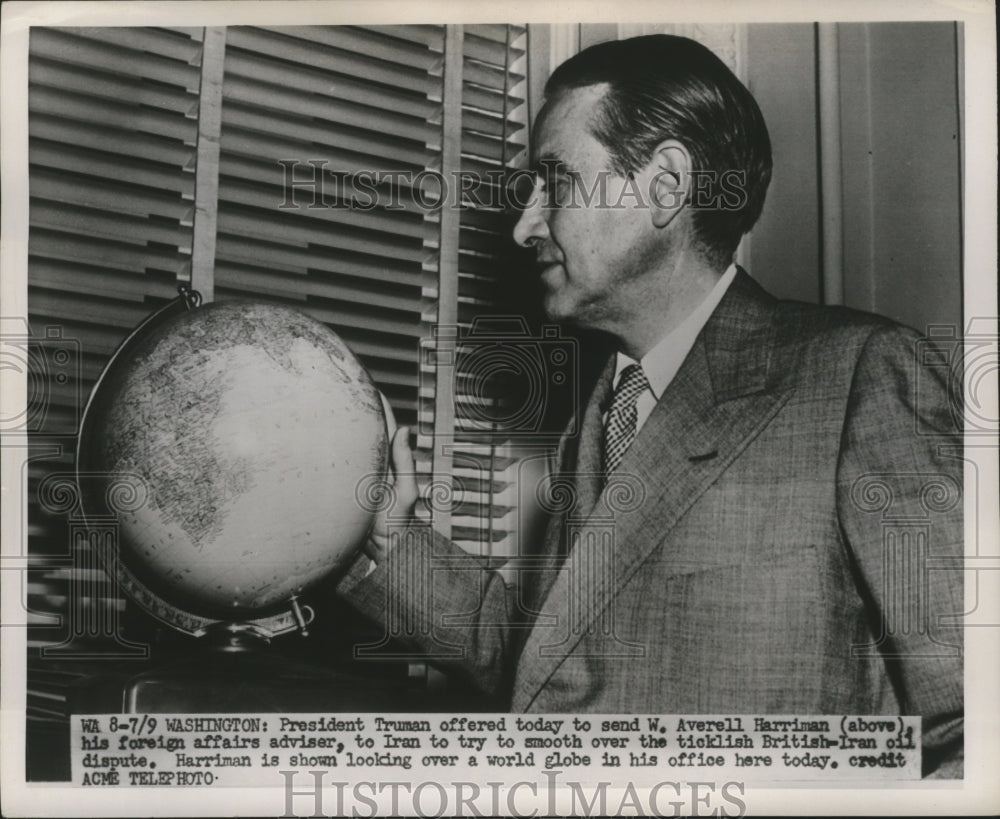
[747,22,963,332]
[838,23,963,332]
[747,23,962,331]
[745,24,822,305]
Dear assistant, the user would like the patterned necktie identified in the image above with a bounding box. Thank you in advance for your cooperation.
[603,363,650,475]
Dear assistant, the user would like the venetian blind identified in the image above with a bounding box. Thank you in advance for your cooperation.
[416,25,529,556]
[214,24,440,428]
[25,25,203,719]
[24,23,530,720]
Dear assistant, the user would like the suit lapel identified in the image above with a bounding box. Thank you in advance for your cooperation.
[512,271,791,710]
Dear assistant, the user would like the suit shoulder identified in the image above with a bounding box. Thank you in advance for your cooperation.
[771,297,913,341]
[766,298,921,388]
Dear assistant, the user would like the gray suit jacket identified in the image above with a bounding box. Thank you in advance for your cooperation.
[340,271,963,776]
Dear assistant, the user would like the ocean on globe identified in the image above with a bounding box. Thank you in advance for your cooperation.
[79,300,387,621]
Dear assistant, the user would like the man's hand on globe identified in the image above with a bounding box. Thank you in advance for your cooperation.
[363,427,419,564]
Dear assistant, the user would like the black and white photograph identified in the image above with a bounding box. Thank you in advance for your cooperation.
[1,1,997,816]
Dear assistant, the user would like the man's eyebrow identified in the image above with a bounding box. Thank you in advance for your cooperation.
[529,154,573,175]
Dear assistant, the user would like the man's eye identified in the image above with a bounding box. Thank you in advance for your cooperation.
[508,173,541,208]
[541,176,571,206]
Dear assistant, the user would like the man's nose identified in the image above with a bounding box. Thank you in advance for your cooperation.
[512,188,549,248]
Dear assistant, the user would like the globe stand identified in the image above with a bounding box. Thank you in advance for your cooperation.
[74,600,409,714]
[199,621,274,653]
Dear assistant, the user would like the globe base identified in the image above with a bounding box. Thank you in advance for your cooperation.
[199,621,273,653]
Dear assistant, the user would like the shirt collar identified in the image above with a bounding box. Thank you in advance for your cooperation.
[614,263,738,399]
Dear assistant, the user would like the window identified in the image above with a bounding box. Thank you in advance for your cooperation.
[24,23,528,745]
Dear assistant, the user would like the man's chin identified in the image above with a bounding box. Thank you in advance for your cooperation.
[541,293,572,324]
[541,298,607,337]
[541,285,594,328]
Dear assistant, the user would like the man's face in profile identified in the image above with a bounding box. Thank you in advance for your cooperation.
[513,85,663,334]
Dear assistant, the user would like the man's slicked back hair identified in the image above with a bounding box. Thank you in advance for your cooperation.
[545,35,773,268]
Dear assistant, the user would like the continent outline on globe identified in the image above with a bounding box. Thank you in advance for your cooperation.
[77,294,388,636]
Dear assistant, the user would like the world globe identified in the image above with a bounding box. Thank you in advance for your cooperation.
[77,294,388,635]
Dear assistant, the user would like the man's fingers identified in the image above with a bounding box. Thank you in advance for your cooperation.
[391,426,419,508]
[391,425,414,468]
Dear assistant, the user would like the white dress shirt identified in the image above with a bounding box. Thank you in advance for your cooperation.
[607,263,737,434]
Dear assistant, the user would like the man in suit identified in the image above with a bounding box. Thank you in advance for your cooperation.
[337,35,963,777]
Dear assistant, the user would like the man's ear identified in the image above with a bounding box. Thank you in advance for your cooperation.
[646,140,691,229]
